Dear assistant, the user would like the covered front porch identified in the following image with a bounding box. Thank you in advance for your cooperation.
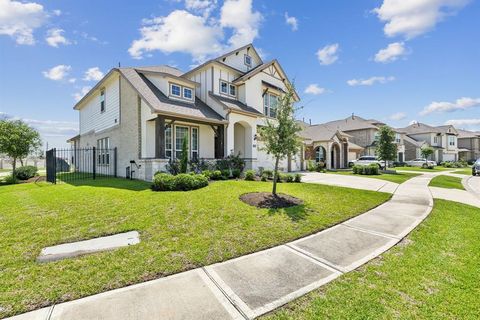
[305,140,350,170]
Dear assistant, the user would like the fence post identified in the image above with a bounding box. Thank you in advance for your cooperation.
[53,148,57,184]
[114,147,117,177]
[92,147,96,180]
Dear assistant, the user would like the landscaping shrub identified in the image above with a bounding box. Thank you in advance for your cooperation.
[1,174,17,185]
[294,173,302,183]
[221,169,231,179]
[166,159,181,175]
[201,170,212,180]
[262,169,273,179]
[210,170,223,180]
[244,170,256,181]
[306,160,316,172]
[152,173,208,191]
[260,175,267,182]
[316,161,326,172]
[14,166,37,180]
[232,168,241,179]
[353,164,379,175]
[215,154,245,172]
[285,174,294,183]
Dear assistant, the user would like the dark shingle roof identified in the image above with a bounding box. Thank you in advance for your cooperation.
[323,116,379,131]
[208,92,262,116]
[119,68,225,123]
[300,124,350,142]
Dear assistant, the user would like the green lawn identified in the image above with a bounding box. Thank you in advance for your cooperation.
[0,169,12,173]
[453,167,473,175]
[429,175,465,190]
[263,200,480,319]
[0,178,389,318]
[327,170,420,184]
[394,166,453,172]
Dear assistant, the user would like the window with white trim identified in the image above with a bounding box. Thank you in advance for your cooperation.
[100,89,105,113]
[395,133,401,143]
[263,93,278,118]
[220,81,228,94]
[244,54,252,67]
[96,137,110,165]
[175,126,189,159]
[448,135,456,146]
[170,84,181,97]
[165,125,199,160]
[165,125,172,158]
[183,87,193,100]
[229,84,236,96]
[433,136,439,144]
[191,127,198,160]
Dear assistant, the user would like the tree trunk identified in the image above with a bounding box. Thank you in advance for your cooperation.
[20,159,24,167]
[12,157,16,173]
[272,156,280,196]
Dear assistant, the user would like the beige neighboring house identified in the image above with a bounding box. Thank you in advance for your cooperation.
[68,44,303,181]
[457,129,480,161]
[322,115,406,162]
[398,122,459,162]
[300,123,358,169]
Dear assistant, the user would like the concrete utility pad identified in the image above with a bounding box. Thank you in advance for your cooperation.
[206,246,339,318]
[344,209,419,238]
[291,225,396,272]
[37,231,140,262]
[49,269,242,320]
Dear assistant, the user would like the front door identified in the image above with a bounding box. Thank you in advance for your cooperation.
[398,152,404,163]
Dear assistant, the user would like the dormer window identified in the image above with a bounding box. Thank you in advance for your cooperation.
[220,80,236,98]
[244,54,252,67]
[183,87,193,100]
[229,84,236,96]
[220,81,228,94]
[170,84,181,97]
[100,89,105,113]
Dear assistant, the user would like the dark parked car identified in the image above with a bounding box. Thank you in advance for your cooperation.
[473,159,480,176]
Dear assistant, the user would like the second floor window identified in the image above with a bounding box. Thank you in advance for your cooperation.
[170,84,181,97]
[220,80,236,97]
[263,93,278,118]
[448,135,456,146]
[434,136,439,144]
[220,81,228,94]
[183,87,193,100]
[244,54,252,67]
[395,133,401,143]
[100,89,105,113]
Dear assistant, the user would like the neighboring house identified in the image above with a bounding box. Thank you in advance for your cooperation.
[457,129,480,161]
[69,44,302,181]
[398,122,459,162]
[300,123,358,169]
[322,115,406,162]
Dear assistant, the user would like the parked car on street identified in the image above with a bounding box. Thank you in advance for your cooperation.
[405,158,437,168]
[350,156,385,168]
[473,159,480,176]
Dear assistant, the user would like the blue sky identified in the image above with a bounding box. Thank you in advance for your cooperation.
[0,0,479,148]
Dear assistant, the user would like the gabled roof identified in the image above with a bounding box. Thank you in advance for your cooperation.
[323,115,379,132]
[118,68,225,123]
[214,43,263,65]
[300,123,351,142]
[208,92,262,116]
[398,122,458,135]
[457,129,480,138]
[403,135,426,147]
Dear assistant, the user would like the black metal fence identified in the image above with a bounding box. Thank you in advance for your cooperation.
[46,147,117,184]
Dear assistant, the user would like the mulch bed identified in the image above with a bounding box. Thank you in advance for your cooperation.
[240,192,303,209]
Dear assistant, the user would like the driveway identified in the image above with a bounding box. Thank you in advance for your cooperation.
[301,172,398,193]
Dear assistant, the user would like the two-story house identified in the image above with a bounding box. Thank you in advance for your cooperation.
[322,115,406,162]
[398,122,459,162]
[69,44,302,181]
[457,129,480,161]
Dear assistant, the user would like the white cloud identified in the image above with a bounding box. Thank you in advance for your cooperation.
[316,43,339,65]
[185,0,217,17]
[284,12,298,31]
[374,42,407,63]
[52,9,61,16]
[68,78,76,83]
[445,118,480,129]
[22,118,78,137]
[0,0,49,45]
[42,65,71,81]
[347,76,395,86]
[220,0,262,48]
[409,120,418,125]
[45,28,70,47]
[389,112,407,121]
[73,86,92,102]
[83,67,104,81]
[304,84,326,95]
[373,0,470,39]
[420,97,480,115]
[128,10,223,62]
[129,0,262,62]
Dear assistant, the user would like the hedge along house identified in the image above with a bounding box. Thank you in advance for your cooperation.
[300,123,356,169]
[69,44,302,181]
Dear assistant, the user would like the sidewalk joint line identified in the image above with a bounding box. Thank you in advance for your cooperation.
[46,304,55,320]
[341,223,401,240]
[201,267,250,320]
[285,244,345,274]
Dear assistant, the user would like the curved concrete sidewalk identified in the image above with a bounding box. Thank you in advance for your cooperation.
[7,175,434,320]
[301,172,399,193]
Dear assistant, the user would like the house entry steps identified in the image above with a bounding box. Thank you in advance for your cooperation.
[9,175,434,320]
[37,231,140,263]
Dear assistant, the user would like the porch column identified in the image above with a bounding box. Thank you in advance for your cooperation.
[155,115,165,159]
[214,125,225,159]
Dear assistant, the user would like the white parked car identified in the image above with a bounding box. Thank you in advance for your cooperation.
[405,158,437,168]
[350,156,385,168]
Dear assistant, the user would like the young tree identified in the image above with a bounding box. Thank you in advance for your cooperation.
[420,146,434,166]
[258,85,302,195]
[0,119,41,172]
[180,135,189,173]
[375,126,397,170]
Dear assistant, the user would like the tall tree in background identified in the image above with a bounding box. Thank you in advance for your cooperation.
[420,146,434,167]
[258,85,302,195]
[375,125,397,169]
[0,119,41,172]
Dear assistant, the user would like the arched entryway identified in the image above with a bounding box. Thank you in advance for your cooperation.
[330,143,341,169]
[233,121,253,158]
[314,146,327,162]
